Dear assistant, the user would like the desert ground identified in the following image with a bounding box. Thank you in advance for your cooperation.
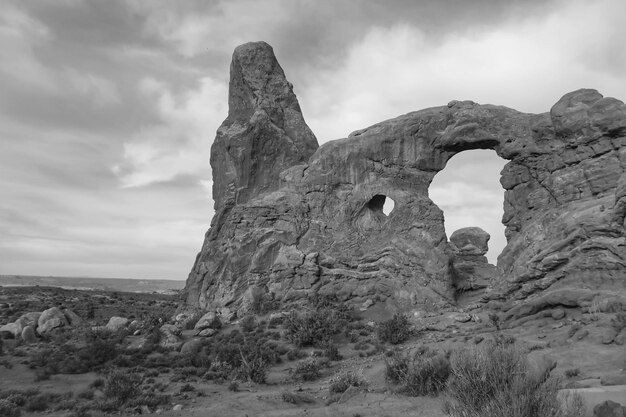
[2,283,626,417]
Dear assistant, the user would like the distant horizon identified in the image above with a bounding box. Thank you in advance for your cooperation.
[0,274,187,282]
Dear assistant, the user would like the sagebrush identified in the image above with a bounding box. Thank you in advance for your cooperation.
[378,313,411,344]
[444,341,585,417]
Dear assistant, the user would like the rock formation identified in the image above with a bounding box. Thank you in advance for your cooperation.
[185,41,626,318]
[449,227,496,305]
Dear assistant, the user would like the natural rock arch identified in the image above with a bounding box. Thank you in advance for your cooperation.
[185,41,626,318]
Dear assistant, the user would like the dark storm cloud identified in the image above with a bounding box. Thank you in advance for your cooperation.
[270,0,556,70]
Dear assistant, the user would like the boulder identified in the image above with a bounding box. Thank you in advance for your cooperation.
[1,312,42,338]
[105,317,129,332]
[601,328,618,344]
[129,320,142,333]
[184,42,626,316]
[593,400,625,417]
[615,329,626,345]
[37,307,69,335]
[551,309,566,320]
[21,325,37,343]
[159,324,182,349]
[63,309,82,326]
[173,312,196,329]
[193,312,220,331]
[450,227,490,256]
[0,322,20,338]
[196,328,217,338]
[453,313,472,323]
[601,374,626,386]
[18,312,41,329]
[180,339,204,356]
[217,307,235,322]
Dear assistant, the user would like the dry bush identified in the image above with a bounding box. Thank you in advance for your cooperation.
[385,348,450,396]
[292,358,323,382]
[329,370,368,394]
[237,345,268,384]
[444,342,586,417]
[285,308,343,348]
[104,371,142,405]
[281,390,316,404]
[0,399,21,417]
[611,312,626,332]
[378,313,411,345]
[240,315,257,333]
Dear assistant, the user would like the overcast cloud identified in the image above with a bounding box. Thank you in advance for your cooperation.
[1,0,625,279]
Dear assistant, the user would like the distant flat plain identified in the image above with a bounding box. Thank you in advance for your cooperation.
[0,274,185,294]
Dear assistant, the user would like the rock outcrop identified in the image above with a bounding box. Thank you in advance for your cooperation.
[37,307,68,335]
[449,227,496,304]
[185,41,626,318]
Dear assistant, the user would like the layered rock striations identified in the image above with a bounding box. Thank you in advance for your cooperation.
[185,41,626,317]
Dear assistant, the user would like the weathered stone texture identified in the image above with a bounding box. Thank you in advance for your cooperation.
[185,42,626,317]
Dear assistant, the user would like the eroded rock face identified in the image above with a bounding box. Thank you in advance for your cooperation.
[185,42,626,317]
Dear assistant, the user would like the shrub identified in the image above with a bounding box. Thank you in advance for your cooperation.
[385,349,450,396]
[329,370,368,394]
[104,371,142,405]
[292,359,323,382]
[378,313,411,345]
[285,308,342,348]
[241,315,257,333]
[321,340,341,361]
[402,353,450,396]
[286,348,306,361]
[611,312,626,332]
[385,351,409,384]
[179,383,195,393]
[238,346,268,384]
[488,312,501,331]
[77,389,94,400]
[251,294,279,315]
[565,368,580,378]
[444,342,586,417]
[67,408,92,417]
[89,378,105,389]
[24,394,50,412]
[76,329,122,370]
[281,391,316,404]
[0,399,21,417]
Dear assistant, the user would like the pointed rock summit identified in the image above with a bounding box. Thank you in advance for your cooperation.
[211,41,318,211]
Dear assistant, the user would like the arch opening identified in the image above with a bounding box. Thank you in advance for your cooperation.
[429,150,507,264]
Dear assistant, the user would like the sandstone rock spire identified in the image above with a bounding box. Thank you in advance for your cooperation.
[210,41,318,211]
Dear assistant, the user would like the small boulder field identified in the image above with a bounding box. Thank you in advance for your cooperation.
[2,285,626,416]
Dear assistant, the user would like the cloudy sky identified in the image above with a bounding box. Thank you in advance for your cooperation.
[1,0,625,280]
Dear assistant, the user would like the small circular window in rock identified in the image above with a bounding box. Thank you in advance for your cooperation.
[356,194,395,230]
[366,194,395,216]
